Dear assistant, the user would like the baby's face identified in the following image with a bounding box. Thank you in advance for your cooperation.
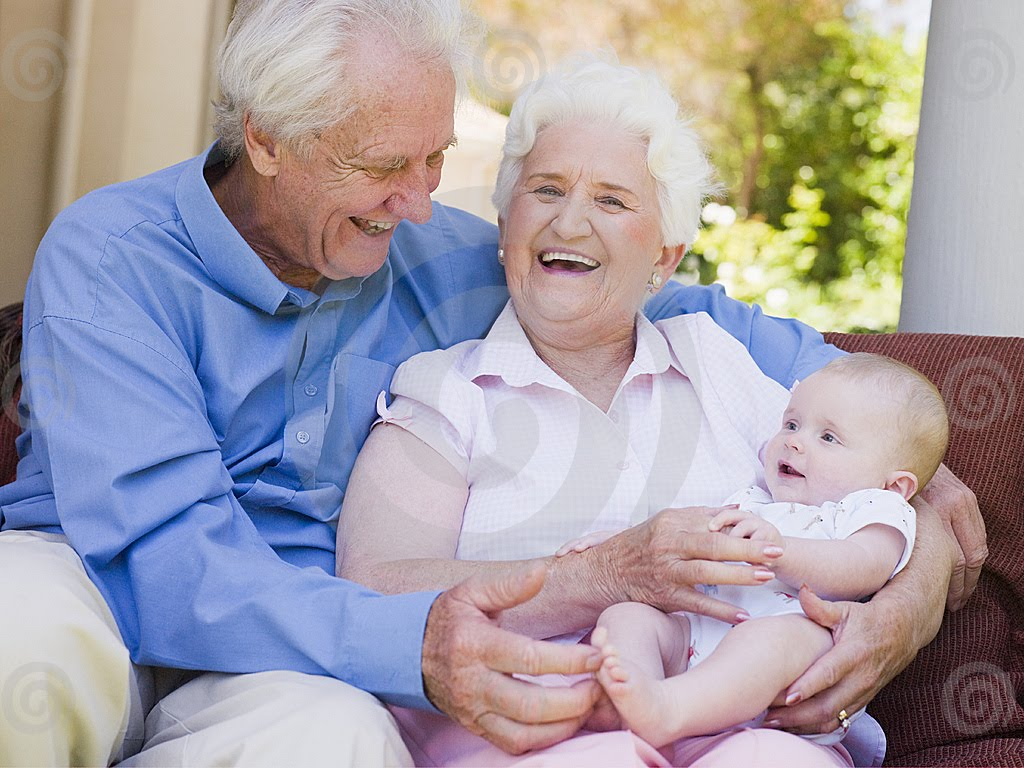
[764,372,899,506]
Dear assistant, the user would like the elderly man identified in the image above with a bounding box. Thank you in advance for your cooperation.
[0,0,985,766]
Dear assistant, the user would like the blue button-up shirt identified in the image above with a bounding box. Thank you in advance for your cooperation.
[0,143,841,709]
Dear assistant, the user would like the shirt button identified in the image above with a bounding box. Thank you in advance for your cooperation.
[296,430,311,444]
[304,384,318,397]
[617,460,630,471]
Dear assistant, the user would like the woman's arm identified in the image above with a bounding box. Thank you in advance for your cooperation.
[337,425,787,639]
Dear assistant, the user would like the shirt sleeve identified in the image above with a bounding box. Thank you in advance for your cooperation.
[377,348,477,478]
[23,314,439,710]
[685,312,793,458]
[644,281,844,388]
[835,489,917,578]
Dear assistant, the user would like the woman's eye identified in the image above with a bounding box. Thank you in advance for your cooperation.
[599,197,625,208]
[533,186,561,197]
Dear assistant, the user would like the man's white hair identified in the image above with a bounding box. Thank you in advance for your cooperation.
[492,55,718,248]
[213,0,479,161]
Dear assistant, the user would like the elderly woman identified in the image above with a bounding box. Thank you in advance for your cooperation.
[337,58,964,766]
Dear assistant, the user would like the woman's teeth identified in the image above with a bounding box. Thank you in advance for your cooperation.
[351,217,395,235]
[539,252,600,270]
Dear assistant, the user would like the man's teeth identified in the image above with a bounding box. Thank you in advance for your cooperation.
[352,217,395,234]
[540,252,600,268]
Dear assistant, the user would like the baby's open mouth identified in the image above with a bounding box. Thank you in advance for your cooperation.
[538,251,599,272]
[779,462,805,478]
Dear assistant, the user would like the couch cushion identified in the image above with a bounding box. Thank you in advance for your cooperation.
[825,332,1024,765]
[0,302,22,486]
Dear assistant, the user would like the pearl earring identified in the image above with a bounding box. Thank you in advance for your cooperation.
[647,272,664,292]
[497,249,505,265]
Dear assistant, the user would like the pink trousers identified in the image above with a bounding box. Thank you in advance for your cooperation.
[392,707,854,767]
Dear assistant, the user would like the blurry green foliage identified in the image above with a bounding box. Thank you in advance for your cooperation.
[689,19,925,332]
[472,2,925,332]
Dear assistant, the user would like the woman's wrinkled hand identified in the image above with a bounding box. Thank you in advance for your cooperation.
[919,464,987,610]
[596,506,783,624]
[763,585,924,735]
[421,562,602,755]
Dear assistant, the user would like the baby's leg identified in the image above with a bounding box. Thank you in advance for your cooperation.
[590,602,691,737]
[601,614,832,748]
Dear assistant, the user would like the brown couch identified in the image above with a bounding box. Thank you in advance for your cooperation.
[1,302,1021,766]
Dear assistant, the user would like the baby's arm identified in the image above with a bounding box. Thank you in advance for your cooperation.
[710,509,905,601]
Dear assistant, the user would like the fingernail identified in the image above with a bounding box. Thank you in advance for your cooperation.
[785,692,801,705]
[755,569,775,581]
[763,719,781,728]
[763,546,784,557]
[735,611,750,623]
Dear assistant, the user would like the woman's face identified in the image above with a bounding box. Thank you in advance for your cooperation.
[499,120,681,339]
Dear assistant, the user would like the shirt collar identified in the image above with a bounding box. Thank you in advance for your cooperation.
[462,300,684,392]
[175,142,372,314]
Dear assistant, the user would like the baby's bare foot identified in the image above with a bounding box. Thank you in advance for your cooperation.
[592,635,682,747]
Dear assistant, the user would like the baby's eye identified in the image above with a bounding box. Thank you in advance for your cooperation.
[784,420,798,431]
[821,432,837,444]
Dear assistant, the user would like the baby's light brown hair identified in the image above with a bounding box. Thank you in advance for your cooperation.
[816,353,949,492]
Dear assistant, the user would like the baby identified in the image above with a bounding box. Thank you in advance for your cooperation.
[569,352,950,747]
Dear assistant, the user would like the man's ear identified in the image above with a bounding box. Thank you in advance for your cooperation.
[885,471,919,501]
[243,114,281,178]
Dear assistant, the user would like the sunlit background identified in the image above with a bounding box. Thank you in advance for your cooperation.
[442,0,934,333]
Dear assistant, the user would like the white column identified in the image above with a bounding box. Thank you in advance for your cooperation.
[899,0,1024,335]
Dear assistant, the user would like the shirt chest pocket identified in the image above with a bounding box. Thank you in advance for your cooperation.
[318,354,397,491]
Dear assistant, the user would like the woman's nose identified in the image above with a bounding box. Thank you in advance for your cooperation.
[550,197,593,240]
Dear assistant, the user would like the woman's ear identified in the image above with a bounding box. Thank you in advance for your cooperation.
[243,114,281,178]
[655,244,686,282]
[885,471,919,501]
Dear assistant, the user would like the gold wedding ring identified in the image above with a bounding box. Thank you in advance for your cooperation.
[837,708,851,734]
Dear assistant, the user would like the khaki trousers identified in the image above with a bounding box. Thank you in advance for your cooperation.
[0,530,413,767]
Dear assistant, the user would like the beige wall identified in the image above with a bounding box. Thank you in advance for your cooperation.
[0,0,233,307]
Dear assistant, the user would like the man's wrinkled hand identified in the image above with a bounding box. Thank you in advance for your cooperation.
[422,563,602,755]
[764,586,919,735]
[919,464,987,610]
[600,506,782,624]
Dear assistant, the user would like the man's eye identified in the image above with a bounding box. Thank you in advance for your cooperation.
[426,152,445,168]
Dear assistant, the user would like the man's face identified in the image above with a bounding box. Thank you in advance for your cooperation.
[256,51,457,282]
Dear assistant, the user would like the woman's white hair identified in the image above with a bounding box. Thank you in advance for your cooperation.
[493,55,718,248]
[213,0,479,161]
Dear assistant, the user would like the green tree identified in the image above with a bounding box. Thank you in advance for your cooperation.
[690,18,924,331]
